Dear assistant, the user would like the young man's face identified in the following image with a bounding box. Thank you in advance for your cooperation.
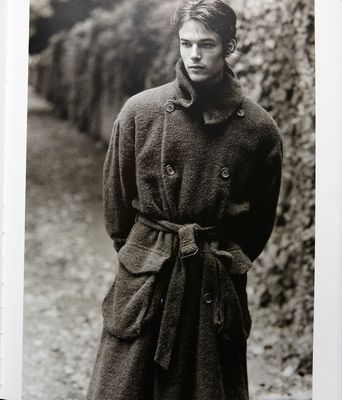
[179,19,225,85]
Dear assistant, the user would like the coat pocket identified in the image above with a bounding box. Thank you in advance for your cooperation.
[215,245,252,342]
[102,243,170,340]
[229,245,252,339]
[228,272,252,340]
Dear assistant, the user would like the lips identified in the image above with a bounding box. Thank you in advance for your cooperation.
[188,65,205,70]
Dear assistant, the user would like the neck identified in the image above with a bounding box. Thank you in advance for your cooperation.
[193,73,224,98]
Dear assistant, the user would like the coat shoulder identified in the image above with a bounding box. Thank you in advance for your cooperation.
[242,96,282,151]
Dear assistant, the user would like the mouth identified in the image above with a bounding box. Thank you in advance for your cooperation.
[188,65,205,70]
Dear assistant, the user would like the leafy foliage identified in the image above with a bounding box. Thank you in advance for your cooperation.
[29,0,117,54]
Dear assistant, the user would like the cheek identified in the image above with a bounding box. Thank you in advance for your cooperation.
[204,48,224,67]
[180,48,188,62]
[212,52,225,69]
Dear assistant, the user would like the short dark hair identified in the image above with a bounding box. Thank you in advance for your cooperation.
[171,0,237,57]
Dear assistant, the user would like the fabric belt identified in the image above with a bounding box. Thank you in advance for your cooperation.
[137,214,217,259]
[136,214,234,371]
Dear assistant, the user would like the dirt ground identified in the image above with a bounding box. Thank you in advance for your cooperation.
[23,87,312,400]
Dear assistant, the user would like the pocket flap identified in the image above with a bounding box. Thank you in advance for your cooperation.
[118,243,170,275]
[229,246,253,274]
[212,241,253,274]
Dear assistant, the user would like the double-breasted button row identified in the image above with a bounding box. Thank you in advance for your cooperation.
[165,102,175,113]
[165,164,175,176]
[165,164,228,179]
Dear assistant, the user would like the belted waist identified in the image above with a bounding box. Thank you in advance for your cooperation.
[135,214,239,371]
[137,214,218,259]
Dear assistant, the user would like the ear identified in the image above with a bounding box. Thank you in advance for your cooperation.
[226,39,237,54]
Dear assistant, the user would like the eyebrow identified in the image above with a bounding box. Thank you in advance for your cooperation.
[179,38,217,43]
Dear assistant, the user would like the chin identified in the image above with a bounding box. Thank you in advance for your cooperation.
[187,72,208,83]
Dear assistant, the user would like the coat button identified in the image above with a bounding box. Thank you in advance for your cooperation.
[236,108,245,117]
[221,167,230,179]
[165,164,175,176]
[165,102,175,113]
[203,292,213,304]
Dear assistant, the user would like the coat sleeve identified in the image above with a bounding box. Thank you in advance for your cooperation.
[103,110,137,252]
[240,128,283,262]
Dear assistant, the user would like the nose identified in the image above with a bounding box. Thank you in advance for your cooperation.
[190,44,201,60]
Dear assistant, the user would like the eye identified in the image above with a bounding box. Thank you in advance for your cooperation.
[180,42,191,48]
[201,42,215,49]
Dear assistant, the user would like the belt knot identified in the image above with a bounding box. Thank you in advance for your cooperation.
[137,215,216,260]
[178,223,201,259]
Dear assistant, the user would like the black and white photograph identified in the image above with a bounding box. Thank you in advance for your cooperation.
[23,0,315,399]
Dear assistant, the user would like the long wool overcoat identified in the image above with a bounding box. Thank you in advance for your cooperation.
[87,59,283,400]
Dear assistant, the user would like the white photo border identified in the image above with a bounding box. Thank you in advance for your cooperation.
[313,0,342,399]
[0,0,341,399]
[0,0,29,399]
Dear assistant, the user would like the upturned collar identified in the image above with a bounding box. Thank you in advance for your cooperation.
[172,59,243,126]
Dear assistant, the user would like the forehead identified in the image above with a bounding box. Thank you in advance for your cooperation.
[178,19,220,42]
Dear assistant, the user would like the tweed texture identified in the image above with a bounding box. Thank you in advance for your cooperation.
[87,59,283,400]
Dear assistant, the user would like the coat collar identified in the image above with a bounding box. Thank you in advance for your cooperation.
[171,59,243,126]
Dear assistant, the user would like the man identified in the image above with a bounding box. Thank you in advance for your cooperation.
[87,1,282,399]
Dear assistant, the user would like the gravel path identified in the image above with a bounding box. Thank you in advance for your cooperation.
[23,88,311,400]
[24,87,115,400]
